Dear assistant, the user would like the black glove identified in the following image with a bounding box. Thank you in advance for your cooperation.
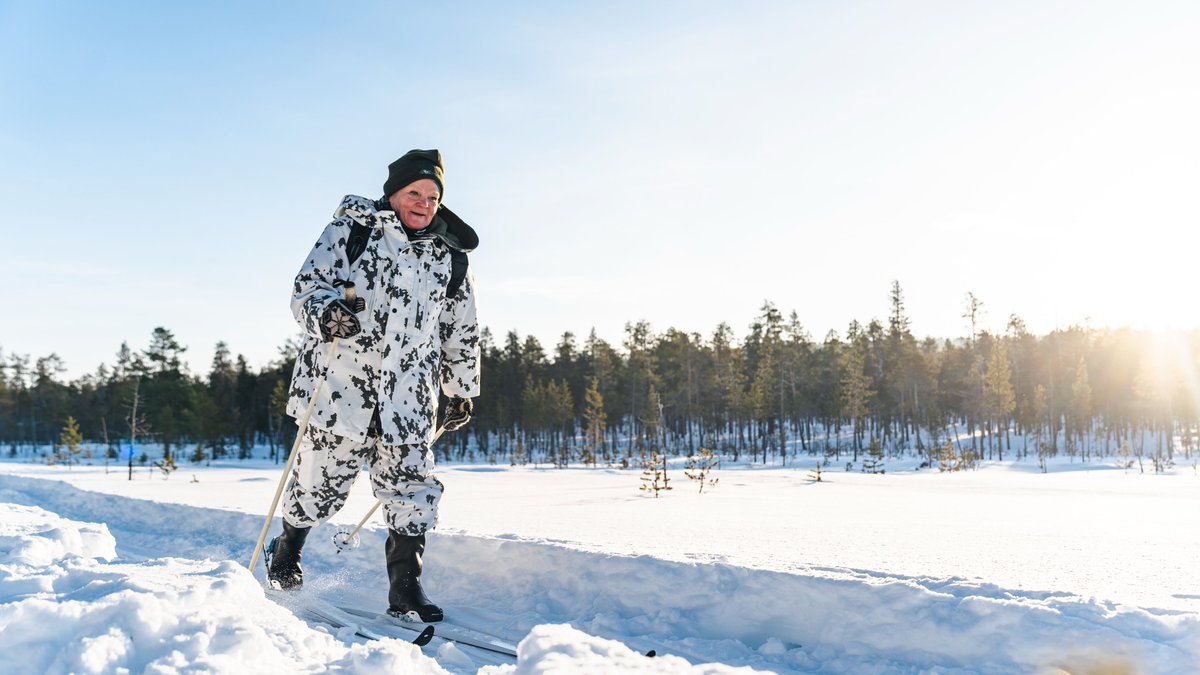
[319,298,365,340]
[443,396,473,432]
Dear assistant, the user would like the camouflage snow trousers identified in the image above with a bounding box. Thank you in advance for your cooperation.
[281,417,444,535]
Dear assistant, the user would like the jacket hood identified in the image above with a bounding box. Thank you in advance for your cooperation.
[332,194,477,253]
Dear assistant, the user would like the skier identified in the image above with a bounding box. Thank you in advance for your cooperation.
[265,149,480,623]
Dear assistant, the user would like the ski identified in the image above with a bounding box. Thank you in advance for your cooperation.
[302,597,434,646]
[337,605,518,658]
[413,624,437,647]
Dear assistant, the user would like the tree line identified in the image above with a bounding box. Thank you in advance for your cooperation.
[3,283,1198,468]
[0,327,299,465]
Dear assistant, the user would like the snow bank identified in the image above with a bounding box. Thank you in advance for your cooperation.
[480,624,760,674]
[0,503,115,567]
[424,532,1200,673]
[0,482,767,674]
[0,501,449,675]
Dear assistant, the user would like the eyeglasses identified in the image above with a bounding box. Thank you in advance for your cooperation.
[402,190,440,207]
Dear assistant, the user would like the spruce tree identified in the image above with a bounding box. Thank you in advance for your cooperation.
[581,378,606,467]
[60,416,83,469]
[861,437,885,474]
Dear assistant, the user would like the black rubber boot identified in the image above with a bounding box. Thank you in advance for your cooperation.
[385,531,443,623]
[266,521,310,590]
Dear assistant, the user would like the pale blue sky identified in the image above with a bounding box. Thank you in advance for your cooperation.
[3,1,1198,378]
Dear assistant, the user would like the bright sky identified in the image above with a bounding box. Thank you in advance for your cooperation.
[2,1,1198,378]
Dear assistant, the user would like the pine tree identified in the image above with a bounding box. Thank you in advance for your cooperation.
[268,379,289,463]
[839,323,873,459]
[144,327,187,373]
[642,383,664,454]
[206,341,237,459]
[1071,356,1093,459]
[549,379,574,454]
[141,327,188,463]
[639,450,672,497]
[937,440,950,471]
[938,440,962,472]
[861,437,885,474]
[957,440,977,471]
[624,320,657,457]
[1133,357,1166,458]
[983,340,1016,459]
[807,460,824,482]
[965,352,986,461]
[152,454,177,479]
[749,344,780,462]
[1031,384,1049,458]
[711,322,746,461]
[60,416,83,469]
[962,292,985,345]
[35,355,69,450]
[683,448,719,493]
[581,377,606,467]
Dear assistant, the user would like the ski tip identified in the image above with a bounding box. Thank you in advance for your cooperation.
[645,649,656,658]
[414,625,435,647]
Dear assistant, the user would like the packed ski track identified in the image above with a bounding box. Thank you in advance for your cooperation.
[1,457,1198,674]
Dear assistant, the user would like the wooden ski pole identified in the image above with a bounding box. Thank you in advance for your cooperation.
[248,283,355,574]
[336,424,447,551]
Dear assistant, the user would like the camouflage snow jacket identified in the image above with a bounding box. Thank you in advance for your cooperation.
[287,194,480,446]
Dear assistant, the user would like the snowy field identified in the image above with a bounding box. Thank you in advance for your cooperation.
[1,453,1197,674]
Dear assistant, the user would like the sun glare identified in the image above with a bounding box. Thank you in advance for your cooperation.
[1137,330,1200,424]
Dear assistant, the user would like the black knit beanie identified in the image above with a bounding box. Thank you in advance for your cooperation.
[383,149,444,198]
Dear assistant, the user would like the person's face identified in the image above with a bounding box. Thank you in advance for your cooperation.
[388,178,441,230]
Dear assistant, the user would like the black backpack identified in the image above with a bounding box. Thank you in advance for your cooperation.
[345,203,474,300]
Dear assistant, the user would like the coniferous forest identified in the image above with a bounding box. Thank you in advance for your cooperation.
[3,283,1198,471]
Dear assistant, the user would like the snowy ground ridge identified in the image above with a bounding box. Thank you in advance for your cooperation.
[426,532,1198,673]
[1,473,1197,674]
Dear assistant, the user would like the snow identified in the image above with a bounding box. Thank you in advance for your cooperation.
[0,504,445,674]
[0,455,1197,674]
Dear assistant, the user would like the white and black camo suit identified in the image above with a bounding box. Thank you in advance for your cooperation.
[283,195,480,535]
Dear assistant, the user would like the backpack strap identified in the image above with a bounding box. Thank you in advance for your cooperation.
[436,203,474,301]
[345,221,470,299]
[346,221,372,266]
[447,249,469,299]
